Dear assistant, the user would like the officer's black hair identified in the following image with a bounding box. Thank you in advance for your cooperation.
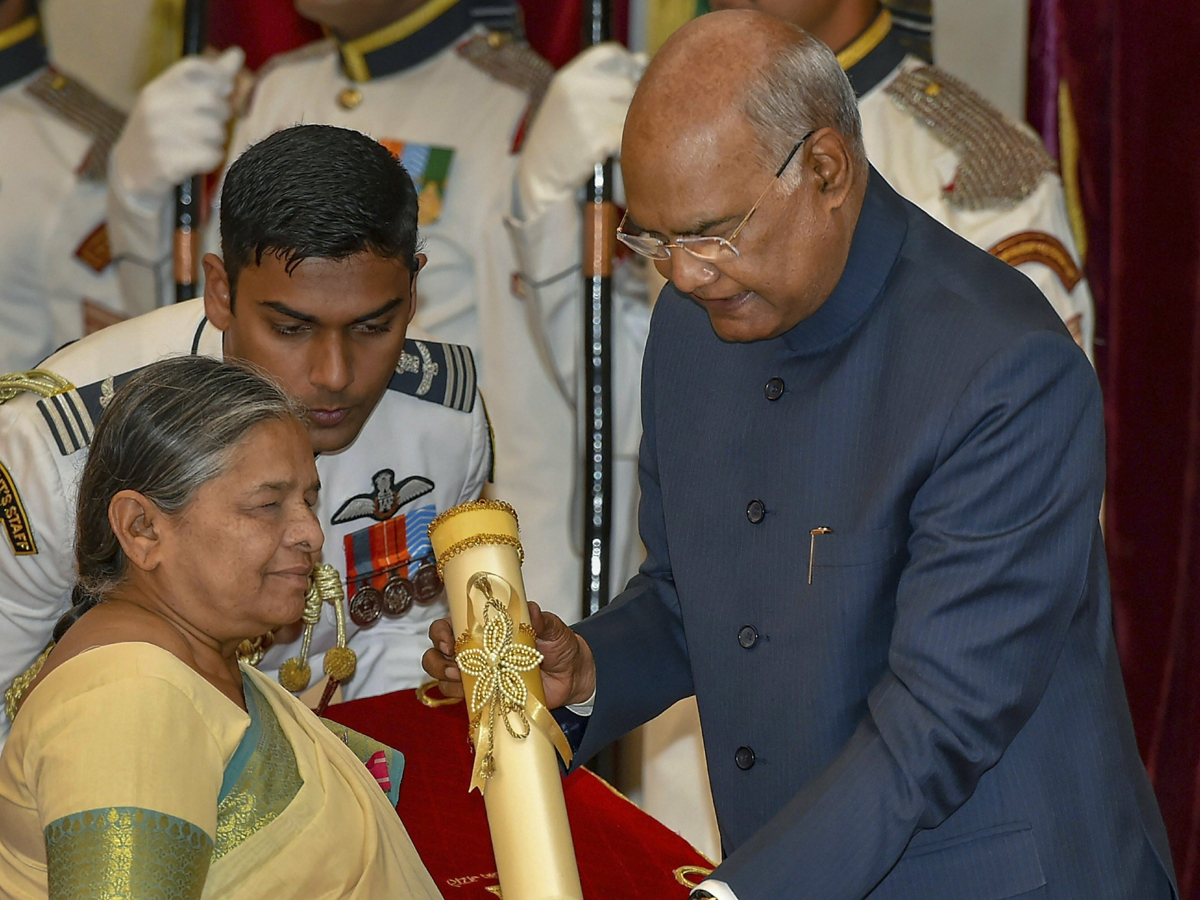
[219,124,422,300]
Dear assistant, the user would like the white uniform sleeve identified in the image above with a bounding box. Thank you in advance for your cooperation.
[105,177,173,314]
[0,406,79,747]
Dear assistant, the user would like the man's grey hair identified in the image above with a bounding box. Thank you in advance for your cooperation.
[739,28,867,180]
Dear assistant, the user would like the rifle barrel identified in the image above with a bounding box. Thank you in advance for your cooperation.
[171,0,208,305]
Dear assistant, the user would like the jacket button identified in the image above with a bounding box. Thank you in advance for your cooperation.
[746,500,765,523]
[738,625,758,649]
[735,746,756,770]
[764,377,785,401]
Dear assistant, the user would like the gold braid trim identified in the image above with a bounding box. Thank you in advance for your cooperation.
[436,533,524,579]
[5,641,53,722]
[0,370,74,405]
[427,499,519,537]
[988,231,1083,292]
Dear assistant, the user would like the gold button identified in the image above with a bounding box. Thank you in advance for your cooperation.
[924,82,942,97]
[50,74,67,91]
[487,31,506,48]
[338,87,363,110]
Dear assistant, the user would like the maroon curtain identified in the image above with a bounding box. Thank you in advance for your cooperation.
[1028,0,1200,893]
[207,1,630,72]
[520,0,630,68]
[207,0,323,70]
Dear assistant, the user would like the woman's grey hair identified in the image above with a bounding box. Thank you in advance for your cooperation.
[58,356,307,638]
[739,27,867,181]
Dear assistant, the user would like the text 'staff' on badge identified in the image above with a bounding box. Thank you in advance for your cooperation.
[0,462,37,555]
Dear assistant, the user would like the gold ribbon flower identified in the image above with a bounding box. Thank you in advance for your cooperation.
[456,573,572,790]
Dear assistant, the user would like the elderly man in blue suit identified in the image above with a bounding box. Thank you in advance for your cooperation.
[425,10,1176,899]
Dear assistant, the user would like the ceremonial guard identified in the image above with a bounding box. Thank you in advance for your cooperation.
[104,0,651,624]
[835,5,1093,352]
[0,6,136,372]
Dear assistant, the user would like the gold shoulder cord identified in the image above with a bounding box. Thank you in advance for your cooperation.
[0,370,74,405]
[5,642,54,723]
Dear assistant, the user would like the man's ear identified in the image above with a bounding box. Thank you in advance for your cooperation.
[407,253,428,325]
[807,128,855,209]
[108,490,166,573]
[203,254,235,331]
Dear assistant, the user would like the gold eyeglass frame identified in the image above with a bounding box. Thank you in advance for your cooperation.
[615,130,815,262]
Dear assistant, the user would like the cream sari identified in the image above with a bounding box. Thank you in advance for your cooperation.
[0,642,441,899]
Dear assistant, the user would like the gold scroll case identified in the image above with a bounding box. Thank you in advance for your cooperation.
[429,500,582,900]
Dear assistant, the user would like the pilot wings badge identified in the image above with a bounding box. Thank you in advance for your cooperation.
[331,469,435,525]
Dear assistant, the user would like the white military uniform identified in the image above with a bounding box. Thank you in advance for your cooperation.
[0,16,136,373]
[0,298,491,748]
[105,0,642,625]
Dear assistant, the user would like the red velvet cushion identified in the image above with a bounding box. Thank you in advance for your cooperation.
[323,689,715,899]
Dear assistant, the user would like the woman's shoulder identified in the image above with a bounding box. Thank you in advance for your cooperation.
[9,639,248,767]
[19,611,239,740]
[36,600,197,686]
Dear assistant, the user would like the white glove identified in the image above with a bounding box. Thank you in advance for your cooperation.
[517,42,646,219]
[110,47,244,211]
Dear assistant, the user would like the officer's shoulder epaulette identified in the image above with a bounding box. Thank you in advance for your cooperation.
[883,64,1056,211]
[388,338,477,413]
[457,32,553,124]
[24,69,127,182]
[27,368,144,456]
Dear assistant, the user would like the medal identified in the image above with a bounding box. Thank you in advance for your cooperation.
[413,563,443,605]
[349,583,383,627]
[382,575,415,617]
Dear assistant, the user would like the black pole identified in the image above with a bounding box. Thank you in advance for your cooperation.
[172,0,207,305]
[582,0,614,620]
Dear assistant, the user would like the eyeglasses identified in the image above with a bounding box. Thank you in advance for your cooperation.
[616,130,814,263]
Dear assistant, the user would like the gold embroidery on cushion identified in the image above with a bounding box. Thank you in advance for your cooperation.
[45,807,212,899]
[213,683,303,860]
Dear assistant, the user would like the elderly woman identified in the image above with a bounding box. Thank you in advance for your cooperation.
[0,357,439,899]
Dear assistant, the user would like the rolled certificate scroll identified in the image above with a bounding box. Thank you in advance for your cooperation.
[429,500,582,900]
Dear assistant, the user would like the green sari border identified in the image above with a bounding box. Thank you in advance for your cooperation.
[45,806,212,900]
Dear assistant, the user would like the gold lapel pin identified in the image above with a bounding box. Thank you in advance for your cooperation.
[808,527,833,584]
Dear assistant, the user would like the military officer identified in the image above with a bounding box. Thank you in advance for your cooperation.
[105,0,650,626]
[0,1,137,372]
[0,124,491,747]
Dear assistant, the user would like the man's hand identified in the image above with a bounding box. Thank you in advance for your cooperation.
[516,42,646,219]
[422,601,596,708]
[109,46,245,210]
